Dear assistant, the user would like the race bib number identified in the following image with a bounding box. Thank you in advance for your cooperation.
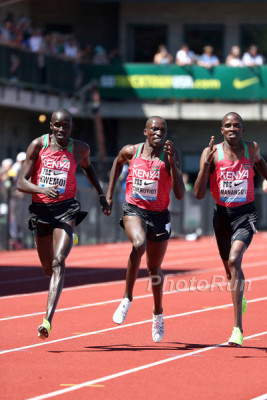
[38,168,67,193]
[132,178,158,201]
[220,180,247,203]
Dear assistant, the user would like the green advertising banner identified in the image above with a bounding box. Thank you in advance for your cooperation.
[85,64,267,100]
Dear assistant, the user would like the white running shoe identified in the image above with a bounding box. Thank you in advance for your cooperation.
[152,313,164,343]
[113,298,131,324]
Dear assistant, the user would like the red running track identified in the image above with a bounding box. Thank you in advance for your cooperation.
[1,233,267,400]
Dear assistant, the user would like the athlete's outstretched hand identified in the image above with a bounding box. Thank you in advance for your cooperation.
[205,136,217,164]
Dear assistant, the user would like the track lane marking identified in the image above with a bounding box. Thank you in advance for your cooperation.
[250,394,267,400]
[1,295,267,355]
[25,330,267,400]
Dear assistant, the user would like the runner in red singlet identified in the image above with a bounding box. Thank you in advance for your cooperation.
[17,108,110,339]
[194,112,267,346]
[106,116,185,342]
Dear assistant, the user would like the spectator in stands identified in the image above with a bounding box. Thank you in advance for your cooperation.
[153,44,173,65]
[0,18,15,44]
[49,33,65,57]
[92,45,109,65]
[0,158,13,187]
[19,17,32,48]
[13,17,31,49]
[242,45,264,67]
[64,35,80,60]
[10,152,26,178]
[8,152,27,250]
[175,44,195,66]
[28,28,43,53]
[225,45,244,67]
[197,45,220,69]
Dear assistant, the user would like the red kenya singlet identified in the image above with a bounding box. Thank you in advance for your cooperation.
[210,141,255,207]
[31,134,77,203]
[125,143,172,211]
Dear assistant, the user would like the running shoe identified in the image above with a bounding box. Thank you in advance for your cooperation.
[38,318,51,340]
[113,298,131,324]
[242,294,247,315]
[73,233,78,245]
[228,327,243,347]
[152,313,164,343]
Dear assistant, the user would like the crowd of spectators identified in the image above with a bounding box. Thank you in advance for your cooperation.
[0,14,266,95]
[154,43,265,67]
[1,15,265,69]
[0,15,122,66]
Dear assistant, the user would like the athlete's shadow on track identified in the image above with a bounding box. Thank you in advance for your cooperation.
[168,342,267,353]
[0,266,192,296]
[79,342,267,353]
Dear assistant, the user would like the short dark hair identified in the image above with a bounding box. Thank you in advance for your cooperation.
[222,112,243,126]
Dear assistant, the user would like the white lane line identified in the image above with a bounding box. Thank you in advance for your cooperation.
[0,259,266,301]
[25,330,267,400]
[1,296,267,355]
[250,394,267,400]
[1,274,267,322]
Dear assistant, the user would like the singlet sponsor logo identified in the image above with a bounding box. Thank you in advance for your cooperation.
[41,155,70,171]
[133,168,160,180]
[220,169,249,180]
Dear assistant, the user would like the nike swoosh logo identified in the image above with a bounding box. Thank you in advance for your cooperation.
[156,232,166,236]
[144,182,154,186]
[233,77,259,90]
[234,181,243,186]
[220,167,229,170]
[133,164,144,168]
[53,171,64,176]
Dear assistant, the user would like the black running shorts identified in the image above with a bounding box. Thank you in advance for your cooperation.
[120,203,171,242]
[213,201,258,261]
[28,198,88,237]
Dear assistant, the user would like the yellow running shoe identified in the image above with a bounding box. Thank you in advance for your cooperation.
[242,295,247,315]
[73,233,78,245]
[228,327,243,347]
[38,318,51,340]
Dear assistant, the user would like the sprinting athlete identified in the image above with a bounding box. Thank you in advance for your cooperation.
[194,112,267,346]
[17,108,110,339]
[106,116,185,342]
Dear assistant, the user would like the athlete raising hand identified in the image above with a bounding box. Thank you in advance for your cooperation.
[194,112,267,347]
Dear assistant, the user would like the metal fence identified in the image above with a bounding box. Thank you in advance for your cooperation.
[0,181,266,251]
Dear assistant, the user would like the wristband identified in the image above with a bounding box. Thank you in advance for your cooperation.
[99,194,106,198]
